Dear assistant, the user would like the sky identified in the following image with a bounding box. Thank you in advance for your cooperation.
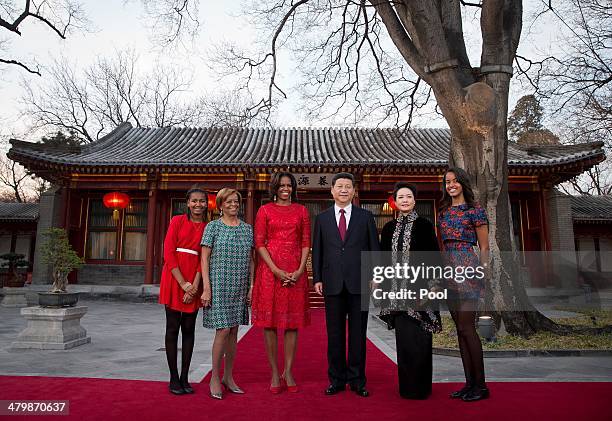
[0,1,563,145]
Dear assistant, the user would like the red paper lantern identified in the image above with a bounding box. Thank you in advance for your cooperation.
[103,192,130,209]
[207,193,217,211]
[103,192,130,220]
[387,195,398,211]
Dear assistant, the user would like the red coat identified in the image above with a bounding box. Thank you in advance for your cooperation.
[159,214,206,313]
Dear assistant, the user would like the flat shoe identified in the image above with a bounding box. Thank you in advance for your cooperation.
[181,381,194,394]
[462,387,490,402]
[169,383,185,395]
[450,384,472,399]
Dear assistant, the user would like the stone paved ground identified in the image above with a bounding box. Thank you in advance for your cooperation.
[0,300,611,383]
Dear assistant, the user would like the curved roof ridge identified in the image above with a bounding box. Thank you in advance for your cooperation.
[7,126,605,172]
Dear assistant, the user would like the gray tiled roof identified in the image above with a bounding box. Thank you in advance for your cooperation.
[571,195,612,223]
[0,202,39,222]
[8,122,605,171]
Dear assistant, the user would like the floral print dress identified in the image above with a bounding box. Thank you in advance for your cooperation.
[437,203,488,300]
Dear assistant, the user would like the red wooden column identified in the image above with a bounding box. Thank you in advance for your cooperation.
[246,181,255,225]
[154,197,167,284]
[538,187,552,252]
[538,185,553,286]
[144,188,158,284]
[61,186,71,229]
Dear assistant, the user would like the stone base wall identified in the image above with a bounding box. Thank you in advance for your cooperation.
[77,264,149,286]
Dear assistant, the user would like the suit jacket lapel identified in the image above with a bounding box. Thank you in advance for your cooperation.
[324,206,343,244]
[343,206,360,244]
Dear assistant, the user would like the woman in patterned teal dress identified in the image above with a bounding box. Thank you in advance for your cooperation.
[201,188,254,400]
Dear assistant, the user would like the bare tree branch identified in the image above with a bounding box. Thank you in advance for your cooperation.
[519,0,612,194]
[0,153,40,202]
[139,0,200,47]
[0,0,88,75]
[0,57,40,75]
[19,48,265,141]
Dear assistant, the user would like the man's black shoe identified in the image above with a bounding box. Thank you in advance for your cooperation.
[349,385,370,397]
[324,385,344,395]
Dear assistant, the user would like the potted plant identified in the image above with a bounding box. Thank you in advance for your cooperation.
[0,253,29,288]
[38,228,84,307]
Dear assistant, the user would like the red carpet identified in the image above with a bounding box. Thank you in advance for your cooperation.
[0,309,609,420]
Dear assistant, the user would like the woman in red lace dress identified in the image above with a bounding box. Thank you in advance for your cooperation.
[159,186,208,395]
[251,172,311,393]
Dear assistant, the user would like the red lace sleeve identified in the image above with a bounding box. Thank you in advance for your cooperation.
[301,205,311,248]
[163,215,181,270]
[254,206,268,249]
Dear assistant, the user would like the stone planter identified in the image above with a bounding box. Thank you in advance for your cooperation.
[12,306,91,350]
[38,292,79,307]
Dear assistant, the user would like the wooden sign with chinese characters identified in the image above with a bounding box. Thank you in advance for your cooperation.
[295,174,334,189]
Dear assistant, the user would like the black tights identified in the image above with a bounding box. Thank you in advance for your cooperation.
[449,301,485,388]
[165,306,198,385]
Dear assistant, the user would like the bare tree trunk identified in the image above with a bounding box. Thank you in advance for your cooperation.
[442,75,537,335]
[440,73,597,336]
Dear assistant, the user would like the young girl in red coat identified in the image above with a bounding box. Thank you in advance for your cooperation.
[159,186,208,395]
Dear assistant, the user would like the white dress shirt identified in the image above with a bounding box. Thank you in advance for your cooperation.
[334,203,352,229]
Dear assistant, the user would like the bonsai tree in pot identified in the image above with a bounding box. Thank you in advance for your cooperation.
[0,253,29,288]
[39,228,84,307]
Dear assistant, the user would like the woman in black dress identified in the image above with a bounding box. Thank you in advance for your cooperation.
[379,182,442,399]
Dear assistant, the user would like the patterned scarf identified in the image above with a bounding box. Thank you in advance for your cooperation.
[381,210,442,334]
[391,210,418,266]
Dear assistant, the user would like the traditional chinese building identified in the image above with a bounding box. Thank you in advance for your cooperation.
[7,123,606,288]
[571,194,612,287]
[0,203,38,287]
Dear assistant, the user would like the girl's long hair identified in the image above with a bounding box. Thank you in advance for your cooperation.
[439,167,476,212]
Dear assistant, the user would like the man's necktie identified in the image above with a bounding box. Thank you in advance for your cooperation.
[339,209,347,241]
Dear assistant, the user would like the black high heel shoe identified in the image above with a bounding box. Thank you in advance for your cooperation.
[450,384,472,399]
[462,386,490,402]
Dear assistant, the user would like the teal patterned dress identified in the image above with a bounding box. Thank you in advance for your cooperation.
[201,218,253,329]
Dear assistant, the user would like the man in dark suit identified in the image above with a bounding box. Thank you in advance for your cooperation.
[312,172,380,397]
